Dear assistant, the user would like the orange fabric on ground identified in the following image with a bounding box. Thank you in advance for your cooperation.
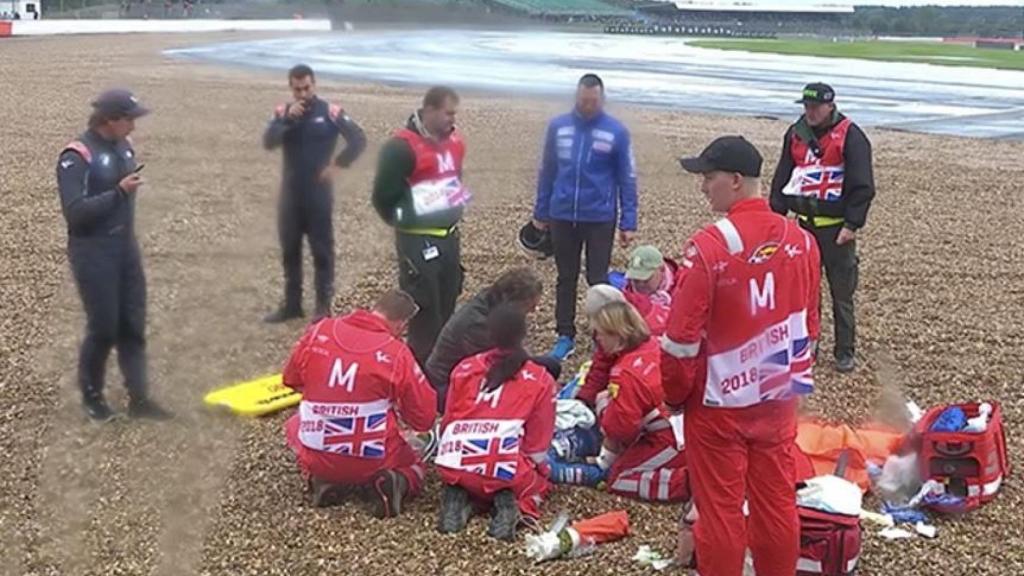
[571,510,631,544]
[795,418,907,492]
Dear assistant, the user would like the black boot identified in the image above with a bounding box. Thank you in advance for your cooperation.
[487,489,520,541]
[835,352,856,374]
[370,470,408,519]
[83,396,115,423]
[310,476,343,508]
[438,484,473,534]
[128,397,173,420]
[312,299,332,324]
[264,303,304,324]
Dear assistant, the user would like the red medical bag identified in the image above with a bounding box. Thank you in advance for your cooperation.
[797,507,861,576]
[915,401,1009,513]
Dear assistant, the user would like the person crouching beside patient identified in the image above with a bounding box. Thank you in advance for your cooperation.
[435,304,558,541]
[282,289,437,517]
[555,301,689,503]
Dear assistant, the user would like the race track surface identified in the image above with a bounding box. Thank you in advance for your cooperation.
[168,29,1024,140]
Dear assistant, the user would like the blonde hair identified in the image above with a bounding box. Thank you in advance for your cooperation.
[591,301,650,352]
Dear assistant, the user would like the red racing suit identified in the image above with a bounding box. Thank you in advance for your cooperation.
[436,350,556,518]
[577,259,676,406]
[660,197,821,576]
[282,310,437,496]
[600,338,689,503]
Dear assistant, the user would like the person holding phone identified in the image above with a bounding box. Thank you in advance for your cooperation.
[56,89,171,422]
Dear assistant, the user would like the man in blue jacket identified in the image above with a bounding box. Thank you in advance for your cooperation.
[532,74,638,359]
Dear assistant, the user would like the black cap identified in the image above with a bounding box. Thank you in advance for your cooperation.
[795,82,835,104]
[679,135,763,178]
[92,89,150,119]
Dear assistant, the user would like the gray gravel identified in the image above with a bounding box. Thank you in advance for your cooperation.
[0,33,1021,576]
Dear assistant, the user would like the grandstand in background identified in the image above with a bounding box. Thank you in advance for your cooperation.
[484,0,631,18]
[51,0,862,36]
[608,1,854,37]
[637,2,851,27]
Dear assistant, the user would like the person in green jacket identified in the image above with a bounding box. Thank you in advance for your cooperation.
[372,86,468,365]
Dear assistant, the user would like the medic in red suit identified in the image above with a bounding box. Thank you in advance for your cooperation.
[436,304,557,541]
[282,290,437,518]
[665,136,821,576]
[577,247,676,408]
[591,301,689,503]
[622,244,677,336]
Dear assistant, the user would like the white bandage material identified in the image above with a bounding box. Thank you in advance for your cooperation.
[596,445,619,471]
[915,522,937,539]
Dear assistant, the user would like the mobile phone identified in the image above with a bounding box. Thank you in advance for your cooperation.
[133,164,145,173]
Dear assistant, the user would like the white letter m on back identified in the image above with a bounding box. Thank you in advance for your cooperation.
[749,272,776,314]
[328,358,359,392]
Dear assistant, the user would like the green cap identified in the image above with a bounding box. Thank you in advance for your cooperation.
[626,245,664,281]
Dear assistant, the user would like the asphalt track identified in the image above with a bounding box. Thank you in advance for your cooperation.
[167,29,1024,140]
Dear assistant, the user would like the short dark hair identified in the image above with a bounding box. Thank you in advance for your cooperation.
[486,268,543,308]
[374,289,419,322]
[88,111,114,128]
[88,109,131,128]
[578,73,604,92]
[288,64,315,82]
[423,86,459,109]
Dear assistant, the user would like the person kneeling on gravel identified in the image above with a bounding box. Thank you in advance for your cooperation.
[435,304,558,541]
[573,247,677,409]
[565,301,689,503]
[281,289,437,517]
[425,267,559,412]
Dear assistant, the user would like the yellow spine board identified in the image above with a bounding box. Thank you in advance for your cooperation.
[203,373,301,417]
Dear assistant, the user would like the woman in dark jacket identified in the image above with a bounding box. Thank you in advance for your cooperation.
[425,267,556,411]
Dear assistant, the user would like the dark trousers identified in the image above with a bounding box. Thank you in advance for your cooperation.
[802,222,858,358]
[397,229,463,366]
[279,182,334,311]
[68,236,147,402]
[551,220,616,338]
